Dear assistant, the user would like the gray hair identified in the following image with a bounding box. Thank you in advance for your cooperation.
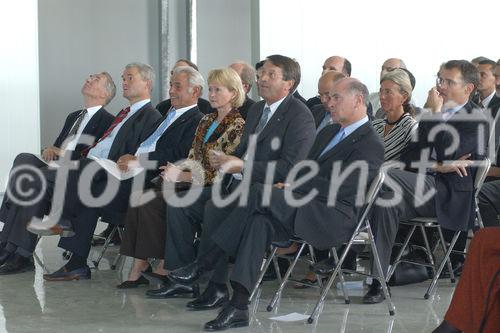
[100,71,116,105]
[172,65,205,95]
[231,61,256,89]
[381,68,413,99]
[125,62,155,91]
[346,79,369,107]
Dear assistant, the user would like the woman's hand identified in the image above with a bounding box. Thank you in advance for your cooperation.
[208,150,243,174]
[160,163,192,182]
[433,153,473,177]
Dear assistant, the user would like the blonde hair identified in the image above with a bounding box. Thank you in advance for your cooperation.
[207,68,245,108]
[381,68,413,99]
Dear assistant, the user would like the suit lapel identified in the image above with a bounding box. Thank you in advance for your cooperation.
[317,123,370,162]
[256,95,292,143]
[81,107,104,136]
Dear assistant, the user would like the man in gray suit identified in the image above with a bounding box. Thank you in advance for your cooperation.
[148,55,316,303]
[168,78,384,331]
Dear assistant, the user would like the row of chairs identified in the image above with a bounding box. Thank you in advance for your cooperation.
[249,158,491,324]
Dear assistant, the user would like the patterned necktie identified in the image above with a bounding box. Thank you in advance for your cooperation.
[66,109,87,139]
[319,128,346,157]
[254,106,271,134]
[82,106,130,156]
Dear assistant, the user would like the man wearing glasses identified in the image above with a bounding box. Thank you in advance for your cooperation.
[364,59,487,304]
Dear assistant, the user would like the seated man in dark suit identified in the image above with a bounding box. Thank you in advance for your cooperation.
[156,59,212,116]
[168,77,384,331]
[151,55,316,302]
[306,55,352,109]
[365,60,487,303]
[27,62,166,279]
[229,61,256,119]
[0,72,116,274]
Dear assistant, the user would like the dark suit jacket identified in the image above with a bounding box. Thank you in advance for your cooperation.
[53,108,114,160]
[141,106,204,181]
[107,102,161,162]
[293,91,307,105]
[486,95,500,165]
[238,96,256,120]
[156,98,212,116]
[306,96,321,110]
[230,94,316,185]
[293,122,385,249]
[311,104,329,128]
[401,102,488,231]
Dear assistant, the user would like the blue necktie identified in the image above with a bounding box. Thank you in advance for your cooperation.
[254,106,271,134]
[319,128,346,157]
[137,109,176,151]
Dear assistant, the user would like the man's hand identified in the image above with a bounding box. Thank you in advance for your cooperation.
[433,153,473,177]
[116,154,139,172]
[41,146,63,162]
[208,150,243,174]
[424,87,443,113]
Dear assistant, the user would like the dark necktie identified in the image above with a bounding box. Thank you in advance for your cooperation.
[82,106,131,156]
[66,109,87,139]
[254,106,271,134]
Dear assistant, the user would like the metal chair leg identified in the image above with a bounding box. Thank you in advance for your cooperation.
[249,246,277,302]
[425,231,460,299]
[386,224,416,281]
[92,225,118,269]
[267,242,306,312]
[437,227,456,283]
[331,248,350,304]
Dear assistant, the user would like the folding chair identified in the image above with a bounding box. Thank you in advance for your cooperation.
[307,167,395,324]
[249,237,350,306]
[92,223,124,269]
[386,158,491,299]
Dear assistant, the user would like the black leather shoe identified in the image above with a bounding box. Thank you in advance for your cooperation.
[145,280,198,299]
[43,265,91,281]
[362,282,389,304]
[168,261,211,286]
[187,285,229,311]
[0,249,13,267]
[204,304,249,331]
[141,271,169,286]
[0,254,34,275]
[116,275,149,289]
[432,320,461,333]
[311,253,357,276]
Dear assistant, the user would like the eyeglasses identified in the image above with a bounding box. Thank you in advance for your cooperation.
[436,77,462,87]
[258,69,283,80]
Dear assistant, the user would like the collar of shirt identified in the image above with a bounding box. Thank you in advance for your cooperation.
[481,91,496,108]
[341,116,369,137]
[264,95,287,118]
[84,105,102,117]
[442,102,466,121]
[171,103,197,119]
[130,99,151,113]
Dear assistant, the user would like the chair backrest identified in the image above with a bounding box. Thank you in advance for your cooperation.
[357,166,386,223]
[474,157,491,194]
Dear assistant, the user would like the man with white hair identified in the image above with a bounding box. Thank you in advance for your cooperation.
[229,61,256,119]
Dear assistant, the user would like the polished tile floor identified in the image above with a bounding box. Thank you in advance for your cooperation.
[0,225,454,333]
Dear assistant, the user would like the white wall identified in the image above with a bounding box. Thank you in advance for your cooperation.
[0,1,40,191]
[196,0,258,98]
[260,0,500,105]
[38,0,161,148]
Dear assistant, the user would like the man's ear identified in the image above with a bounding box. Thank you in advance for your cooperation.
[465,83,475,96]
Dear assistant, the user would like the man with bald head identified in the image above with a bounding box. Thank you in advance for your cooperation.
[369,58,407,117]
[229,61,256,119]
[306,56,351,109]
[311,70,346,131]
[168,77,384,330]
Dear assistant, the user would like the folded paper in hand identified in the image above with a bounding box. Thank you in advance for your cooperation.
[89,156,144,180]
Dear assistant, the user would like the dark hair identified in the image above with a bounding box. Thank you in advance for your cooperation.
[176,59,198,71]
[443,59,479,93]
[265,55,301,92]
[255,60,265,70]
[343,58,352,76]
[478,59,497,72]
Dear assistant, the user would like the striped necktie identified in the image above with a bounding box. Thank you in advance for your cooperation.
[66,109,87,139]
[82,106,130,157]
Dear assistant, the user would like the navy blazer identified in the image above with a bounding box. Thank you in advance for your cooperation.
[53,108,114,160]
[107,102,161,162]
[401,102,488,231]
[230,94,316,185]
[293,122,385,249]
